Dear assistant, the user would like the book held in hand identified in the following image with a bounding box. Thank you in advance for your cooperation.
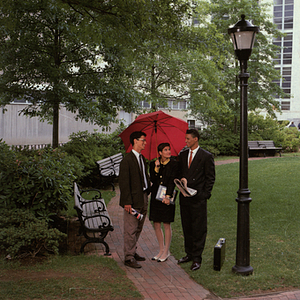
[174,178,197,197]
[155,185,177,204]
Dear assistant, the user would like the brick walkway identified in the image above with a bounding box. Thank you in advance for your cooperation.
[87,157,300,300]
[105,187,217,300]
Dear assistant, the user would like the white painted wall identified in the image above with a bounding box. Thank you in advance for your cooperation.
[0,104,119,145]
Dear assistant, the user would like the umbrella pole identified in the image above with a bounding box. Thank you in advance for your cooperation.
[155,120,158,159]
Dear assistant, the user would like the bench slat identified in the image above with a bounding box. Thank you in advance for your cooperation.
[248,140,282,157]
[96,153,123,191]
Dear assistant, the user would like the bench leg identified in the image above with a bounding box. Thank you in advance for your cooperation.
[111,181,115,191]
[80,239,111,256]
[80,232,112,256]
[100,176,115,191]
[80,238,111,256]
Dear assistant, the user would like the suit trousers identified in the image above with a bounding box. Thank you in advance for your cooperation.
[123,192,148,261]
[180,198,207,263]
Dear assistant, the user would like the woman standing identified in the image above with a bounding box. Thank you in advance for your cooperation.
[149,143,178,262]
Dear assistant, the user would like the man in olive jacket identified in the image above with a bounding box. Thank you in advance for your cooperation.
[119,131,150,269]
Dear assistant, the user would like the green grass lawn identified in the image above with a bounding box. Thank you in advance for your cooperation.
[0,255,142,300]
[0,188,142,300]
[2,157,300,299]
[171,156,300,298]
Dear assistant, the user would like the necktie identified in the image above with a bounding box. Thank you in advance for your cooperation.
[139,154,148,189]
[188,150,193,168]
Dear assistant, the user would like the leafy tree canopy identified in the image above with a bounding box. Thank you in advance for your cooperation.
[187,0,285,132]
[0,0,191,147]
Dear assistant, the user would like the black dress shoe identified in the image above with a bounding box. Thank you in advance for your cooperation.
[177,255,192,264]
[134,253,146,261]
[190,261,201,271]
[124,258,141,269]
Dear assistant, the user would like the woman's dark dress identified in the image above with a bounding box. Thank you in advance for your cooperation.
[149,158,178,223]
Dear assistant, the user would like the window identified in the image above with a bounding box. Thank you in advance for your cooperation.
[139,101,151,109]
[167,100,187,110]
[281,101,290,110]
[274,0,293,29]
[139,100,188,110]
[188,120,195,129]
[11,97,30,104]
[273,66,292,100]
[272,0,293,109]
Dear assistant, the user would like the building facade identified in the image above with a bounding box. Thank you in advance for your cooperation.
[0,103,195,146]
[269,0,300,123]
[0,104,120,146]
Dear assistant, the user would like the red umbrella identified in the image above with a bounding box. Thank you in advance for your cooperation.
[119,110,188,160]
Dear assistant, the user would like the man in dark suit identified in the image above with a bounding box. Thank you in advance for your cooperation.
[177,129,215,271]
[119,131,150,269]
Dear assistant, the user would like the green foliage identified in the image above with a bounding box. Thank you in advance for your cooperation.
[280,127,300,152]
[202,145,220,157]
[0,0,192,147]
[0,141,83,220]
[188,0,285,127]
[0,209,66,258]
[248,113,300,152]
[199,125,240,156]
[61,129,125,186]
[199,113,300,155]
[248,113,285,146]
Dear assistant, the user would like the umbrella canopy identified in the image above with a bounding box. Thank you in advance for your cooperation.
[119,110,189,160]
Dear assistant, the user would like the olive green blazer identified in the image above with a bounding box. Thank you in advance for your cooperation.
[119,151,150,209]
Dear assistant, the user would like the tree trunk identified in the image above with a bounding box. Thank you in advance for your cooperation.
[234,115,238,135]
[52,102,59,148]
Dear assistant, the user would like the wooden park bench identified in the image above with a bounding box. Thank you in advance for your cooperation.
[248,140,282,157]
[96,153,123,191]
[73,182,114,255]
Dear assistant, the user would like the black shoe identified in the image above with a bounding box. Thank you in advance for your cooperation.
[124,258,141,269]
[134,253,146,261]
[178,256,192,264]
[190,261,201,271]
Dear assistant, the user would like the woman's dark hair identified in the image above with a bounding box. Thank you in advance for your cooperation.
[157,142,171,154]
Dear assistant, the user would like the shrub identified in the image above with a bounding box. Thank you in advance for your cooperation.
[199,113,300,155]
[0,209,66,258]
[248,113,300,152]
[0,142,83,221]
[199,126,240,156]
[248,113,285,147]
[61,128,126,187]
[280,127,300,152]
[203,145,220,157]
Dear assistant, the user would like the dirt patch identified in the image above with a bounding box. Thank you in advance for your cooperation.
[0,269,76,282]
[0,265,117,282]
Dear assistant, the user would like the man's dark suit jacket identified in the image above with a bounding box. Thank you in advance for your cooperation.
[178,147,215,201]
[119,151,150,209]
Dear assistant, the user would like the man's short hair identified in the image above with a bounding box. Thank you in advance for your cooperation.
[130,131,147,146]
[186,129,200,141]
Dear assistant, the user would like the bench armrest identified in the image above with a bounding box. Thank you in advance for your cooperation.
[80,188,102,201]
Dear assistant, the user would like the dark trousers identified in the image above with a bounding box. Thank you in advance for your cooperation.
[123,192,148,261]
[180,198,207,263]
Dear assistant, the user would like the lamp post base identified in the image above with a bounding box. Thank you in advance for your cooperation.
[232,265,253,276]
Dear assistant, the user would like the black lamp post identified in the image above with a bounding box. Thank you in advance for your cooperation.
[228,15,259,276]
